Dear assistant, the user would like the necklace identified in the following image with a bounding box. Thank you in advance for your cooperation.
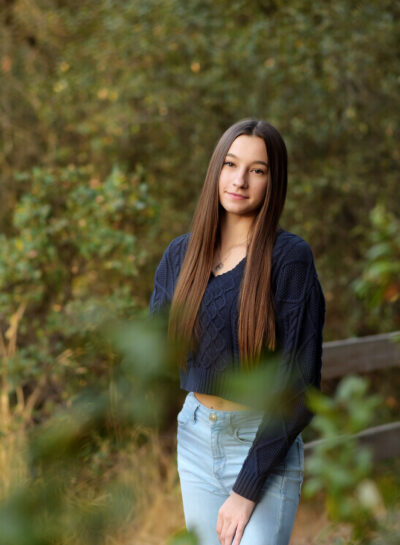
[213,241,248,274]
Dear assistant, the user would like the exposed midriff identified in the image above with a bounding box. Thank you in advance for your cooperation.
[193,392,252,411]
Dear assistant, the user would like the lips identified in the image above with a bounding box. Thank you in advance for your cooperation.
[227,192,247,199]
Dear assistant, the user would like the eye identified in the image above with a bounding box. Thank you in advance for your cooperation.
[252,168,266,175]
[223,161,235,167]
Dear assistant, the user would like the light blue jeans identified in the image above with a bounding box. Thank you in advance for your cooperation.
[176,392,304,545]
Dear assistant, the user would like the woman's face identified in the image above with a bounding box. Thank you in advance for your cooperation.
[218,134,269,218]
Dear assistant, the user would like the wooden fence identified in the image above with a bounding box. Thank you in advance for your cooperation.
[304,330,400,460]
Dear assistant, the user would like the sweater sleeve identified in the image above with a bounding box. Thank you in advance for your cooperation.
[231,240,326,502]
[148,245,172,317]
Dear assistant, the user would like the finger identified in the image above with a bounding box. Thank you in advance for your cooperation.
[232,523,246,545]
[222,521,237,545]
[219,519,229,545]
[216,512,223,540]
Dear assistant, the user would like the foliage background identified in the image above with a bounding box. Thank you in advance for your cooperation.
[0,1,399,543]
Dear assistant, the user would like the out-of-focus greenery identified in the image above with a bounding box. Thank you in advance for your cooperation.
[0,316,398,544]
[168,529,199,545]
[0,314,181,545]
[1,1,399,542]
[352,203,400,319]
[0,164,157,431]
[305,375,400,544]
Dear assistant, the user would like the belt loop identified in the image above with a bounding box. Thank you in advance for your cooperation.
[193,404,200,423]
[228,412,234,435]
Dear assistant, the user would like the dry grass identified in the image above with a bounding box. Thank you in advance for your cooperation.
[113,427,186,545]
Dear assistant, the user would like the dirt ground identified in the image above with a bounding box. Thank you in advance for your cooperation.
[290,496,352,545]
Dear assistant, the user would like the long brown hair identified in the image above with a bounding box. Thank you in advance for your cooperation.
[168,118,288,370]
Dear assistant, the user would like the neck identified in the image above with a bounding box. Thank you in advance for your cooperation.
[218,211,254,251]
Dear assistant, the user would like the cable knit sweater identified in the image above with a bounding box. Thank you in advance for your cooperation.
[148,227,326,502]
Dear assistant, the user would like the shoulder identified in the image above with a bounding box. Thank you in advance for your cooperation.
[273,228,314,267]
[164,232,190,257]
[272,229,319,304]
[167,232,191,253]
[160,232,191,271]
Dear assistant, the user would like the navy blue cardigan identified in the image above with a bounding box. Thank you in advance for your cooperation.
[148,228,326,502]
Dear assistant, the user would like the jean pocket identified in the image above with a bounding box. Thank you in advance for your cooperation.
[177,406,191,427]
[232,420,261,444]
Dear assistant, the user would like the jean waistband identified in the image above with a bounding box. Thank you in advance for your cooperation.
[182,391,265,427]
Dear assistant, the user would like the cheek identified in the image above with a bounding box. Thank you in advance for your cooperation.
[253,182,268,204]
[218,174,226,197]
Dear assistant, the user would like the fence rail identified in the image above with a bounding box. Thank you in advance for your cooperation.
[305,331,400,460]
[321,330,400,380]
[304,421,400,461]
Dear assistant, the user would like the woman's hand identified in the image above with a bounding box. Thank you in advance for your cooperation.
[216,491,256,545]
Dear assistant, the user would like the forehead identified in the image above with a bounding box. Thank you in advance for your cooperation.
[227,134,268,160]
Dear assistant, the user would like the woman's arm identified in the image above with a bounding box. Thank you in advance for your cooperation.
[148,247,172,317]
[231,239,326,503]
[148,233,190,317]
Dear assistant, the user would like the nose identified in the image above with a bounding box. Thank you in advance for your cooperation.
[232,169,248,188]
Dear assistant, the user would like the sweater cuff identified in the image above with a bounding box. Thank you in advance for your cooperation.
[232,467,267,503]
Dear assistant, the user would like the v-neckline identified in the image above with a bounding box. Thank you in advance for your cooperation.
[210,256,246,279]
[207,227,285,280]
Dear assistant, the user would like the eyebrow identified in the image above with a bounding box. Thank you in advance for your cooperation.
[226,152,269,168]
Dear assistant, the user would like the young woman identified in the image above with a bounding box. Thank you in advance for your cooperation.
[148,119,326,545]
